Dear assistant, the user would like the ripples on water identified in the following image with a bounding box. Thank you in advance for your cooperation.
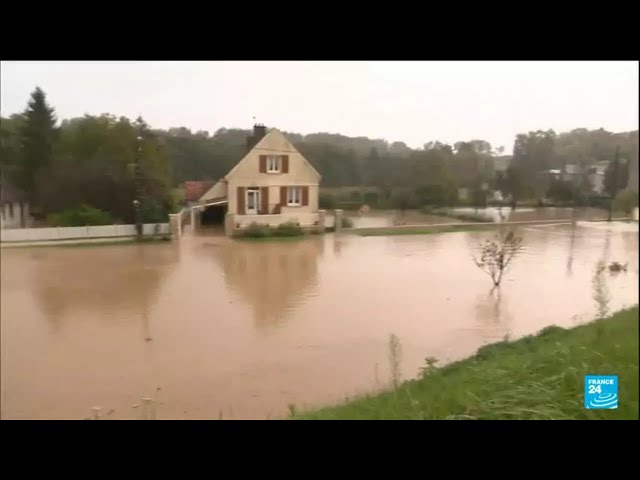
[1,221,637,419]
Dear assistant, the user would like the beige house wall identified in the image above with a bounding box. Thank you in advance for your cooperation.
[223,129,320,216]
[228,130,319,184]
[227,181,318,216]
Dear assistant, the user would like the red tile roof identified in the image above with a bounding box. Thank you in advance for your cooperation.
[184,181,215,202]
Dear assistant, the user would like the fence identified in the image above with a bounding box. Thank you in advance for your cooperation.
[0,223,170,243]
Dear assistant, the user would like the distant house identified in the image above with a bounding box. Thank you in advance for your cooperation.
[537,168,563,182]
[198,124,321,235]
[562,164,582,183]
[586,161,609,194]
[0,177,31,229]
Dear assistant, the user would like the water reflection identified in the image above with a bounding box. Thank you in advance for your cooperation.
[1,224,637,419]
[211,239,324,328]
[333,236,343,257]
[474,289,513,344]
[31,244,179,332]
[592,260,611,319]
[566,222,577,277]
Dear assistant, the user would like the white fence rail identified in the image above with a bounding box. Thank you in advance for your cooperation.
[1,223,170,243]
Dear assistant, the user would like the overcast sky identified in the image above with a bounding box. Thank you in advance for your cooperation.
[1,61,637,153]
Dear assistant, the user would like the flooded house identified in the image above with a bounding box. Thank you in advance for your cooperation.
[197,124,322,235]
[586,161,609,194]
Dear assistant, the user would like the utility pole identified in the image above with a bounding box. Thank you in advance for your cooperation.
[134,134,143,240]
[608,145,620,222]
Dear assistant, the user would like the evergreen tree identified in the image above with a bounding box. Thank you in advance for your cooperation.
[18,87,57,197]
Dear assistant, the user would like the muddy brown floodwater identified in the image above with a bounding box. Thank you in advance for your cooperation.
[1,221,638,419]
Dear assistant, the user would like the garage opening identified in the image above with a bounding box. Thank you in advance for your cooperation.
[200,203,227,226]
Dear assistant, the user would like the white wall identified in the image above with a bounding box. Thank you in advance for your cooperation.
[201,180,227,202]
[1,201,29,229]
[1,223,169,243]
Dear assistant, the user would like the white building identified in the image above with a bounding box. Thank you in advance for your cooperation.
[0,178,31,229]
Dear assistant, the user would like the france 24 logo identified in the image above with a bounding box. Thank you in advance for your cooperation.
[584,375,618,409]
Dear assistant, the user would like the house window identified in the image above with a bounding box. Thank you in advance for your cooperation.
[267,155,281,173]
[287,187,302,206]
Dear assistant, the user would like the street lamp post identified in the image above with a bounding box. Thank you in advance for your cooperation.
[134,135,143,240]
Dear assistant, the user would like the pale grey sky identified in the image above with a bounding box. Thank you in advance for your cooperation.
[1,61,638,153]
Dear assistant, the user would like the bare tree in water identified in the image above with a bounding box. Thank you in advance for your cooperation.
[474,228,523,288]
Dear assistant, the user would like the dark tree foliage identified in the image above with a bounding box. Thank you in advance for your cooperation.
[16,87,57,197]
[3,87,638,224]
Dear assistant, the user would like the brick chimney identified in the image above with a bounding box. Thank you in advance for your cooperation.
[246,124,267,152]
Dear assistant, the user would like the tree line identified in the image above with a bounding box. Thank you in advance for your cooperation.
[1,88,173,224]
[1,87,637,225]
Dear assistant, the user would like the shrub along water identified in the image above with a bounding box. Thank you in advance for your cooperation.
[47,204,114,227]
[239,221,305,239]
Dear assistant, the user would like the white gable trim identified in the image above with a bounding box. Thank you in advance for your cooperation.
[200,179,226,202]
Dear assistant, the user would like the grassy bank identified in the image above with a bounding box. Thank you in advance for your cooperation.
[353,224,496,237]
[294,307,639,420]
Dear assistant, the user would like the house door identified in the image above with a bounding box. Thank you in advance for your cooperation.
[246,188,260,215]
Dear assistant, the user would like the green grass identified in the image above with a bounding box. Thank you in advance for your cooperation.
[354,225,497,237]
[293,307,639,420]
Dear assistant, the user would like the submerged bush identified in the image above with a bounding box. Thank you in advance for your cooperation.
[473,228,523,288]
[319,193,337,210]
[349,191,363,202]
[242,222,271,238]
[613,188,639,214]
[239,221,305,238]
[341,216,354,228]
[47,204,113,227]
[274,221,304,237]
[538,325,565,337]
[142,200,170,223]
[363,191,379,207]
[337,201,362,211]
[420,205,435,214]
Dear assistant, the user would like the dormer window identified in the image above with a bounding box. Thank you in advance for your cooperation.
[267,155,281,173]
[259,154,289,174]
